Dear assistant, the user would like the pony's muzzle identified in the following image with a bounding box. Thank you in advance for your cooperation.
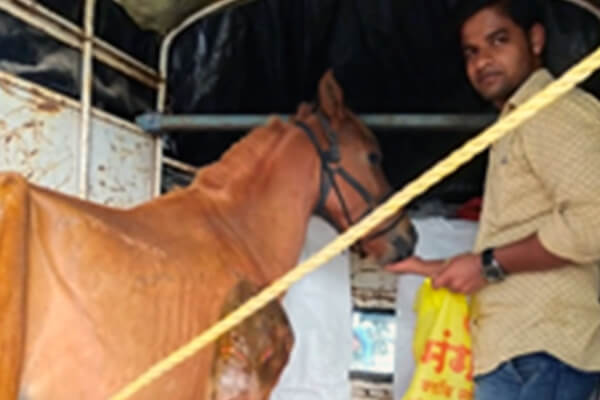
[391,224,417,261]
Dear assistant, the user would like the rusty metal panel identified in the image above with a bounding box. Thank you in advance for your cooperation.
[87,118,155,207]
[0,72,79,196]
[0,71,157,207]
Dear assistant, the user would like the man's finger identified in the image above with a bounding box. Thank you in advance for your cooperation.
[432,269,454,290]
[385,257,445,277]
[385,257,423,274]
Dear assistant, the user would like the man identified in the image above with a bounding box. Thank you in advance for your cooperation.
[387,1,600,399]
[270,216,352,399]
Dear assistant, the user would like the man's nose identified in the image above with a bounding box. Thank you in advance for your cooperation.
[474,49,493,70]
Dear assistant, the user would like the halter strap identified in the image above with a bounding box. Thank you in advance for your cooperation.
[294,109,405,255]
[294,114,375,231]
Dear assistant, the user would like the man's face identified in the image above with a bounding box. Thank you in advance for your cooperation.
[461,6,543,108]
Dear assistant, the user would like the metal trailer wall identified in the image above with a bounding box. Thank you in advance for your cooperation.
[0,0,162,206]
[0,69,158,207]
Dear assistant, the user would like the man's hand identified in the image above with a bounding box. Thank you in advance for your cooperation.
[432,253,487,294]
[385,256,446,277]
[386,253,488,295]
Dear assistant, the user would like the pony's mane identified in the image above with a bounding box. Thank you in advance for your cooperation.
[193,117,291,189]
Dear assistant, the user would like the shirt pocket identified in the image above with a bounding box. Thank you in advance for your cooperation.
[489,133,548,224]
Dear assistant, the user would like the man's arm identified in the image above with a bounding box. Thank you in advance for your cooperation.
[494,233,571,273]
[386,233,572,294]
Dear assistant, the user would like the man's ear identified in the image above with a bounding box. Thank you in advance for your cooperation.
[529,23,546,57]
[318,69,345,121]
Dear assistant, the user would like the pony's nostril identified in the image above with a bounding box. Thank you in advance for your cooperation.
[392,237,412,261]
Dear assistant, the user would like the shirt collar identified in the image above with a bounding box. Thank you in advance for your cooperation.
[501,68,555,116]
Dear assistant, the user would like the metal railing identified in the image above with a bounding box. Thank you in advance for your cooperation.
[136,113,496,133]
[0,0,164,198]
[0,0,246,196]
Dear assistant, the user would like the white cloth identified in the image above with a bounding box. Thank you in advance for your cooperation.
[393,217,479,400]
[270,216,353,400]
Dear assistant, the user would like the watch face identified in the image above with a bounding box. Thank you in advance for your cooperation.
[484,263,505,282]
[487,268,502,281]
[481,248,505,283]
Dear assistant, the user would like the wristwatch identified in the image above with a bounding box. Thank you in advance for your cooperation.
[481,248,507,283]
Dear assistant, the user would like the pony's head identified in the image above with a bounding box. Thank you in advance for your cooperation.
[293,69,417,265]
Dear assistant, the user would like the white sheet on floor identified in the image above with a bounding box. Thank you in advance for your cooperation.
[270,216,353,400]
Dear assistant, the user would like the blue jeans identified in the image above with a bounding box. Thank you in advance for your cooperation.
[475,352,600,400]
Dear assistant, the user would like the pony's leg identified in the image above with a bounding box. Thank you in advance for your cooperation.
[0,174,29,400]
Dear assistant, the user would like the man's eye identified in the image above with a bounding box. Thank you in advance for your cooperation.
[492,35,508,45]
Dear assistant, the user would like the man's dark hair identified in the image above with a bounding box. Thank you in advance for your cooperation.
[452,0,544,38]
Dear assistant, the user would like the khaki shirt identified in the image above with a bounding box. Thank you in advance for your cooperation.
[471,69,600,376]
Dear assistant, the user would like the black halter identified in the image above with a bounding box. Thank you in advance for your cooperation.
[294,110,404,253]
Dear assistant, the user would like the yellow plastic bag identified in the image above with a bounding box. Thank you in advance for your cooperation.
[402,278,473,400]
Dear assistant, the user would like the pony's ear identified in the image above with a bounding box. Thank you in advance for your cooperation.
[318,69,345,121]
[292,102,313,122]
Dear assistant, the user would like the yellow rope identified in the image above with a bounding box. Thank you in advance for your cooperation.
[109,45,600,400]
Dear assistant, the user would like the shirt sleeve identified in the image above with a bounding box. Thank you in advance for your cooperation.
[522,95,600,264]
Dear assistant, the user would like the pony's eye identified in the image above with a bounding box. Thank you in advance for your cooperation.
[368,152,381,165]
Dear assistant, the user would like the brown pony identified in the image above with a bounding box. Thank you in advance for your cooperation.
[0,70,416,399]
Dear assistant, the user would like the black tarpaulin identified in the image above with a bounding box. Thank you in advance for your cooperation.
[0,0,160,120]
[164,0,600,202]
[0,0,598,203]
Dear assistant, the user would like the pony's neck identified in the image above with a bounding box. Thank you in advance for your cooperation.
[192,118,322,285]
